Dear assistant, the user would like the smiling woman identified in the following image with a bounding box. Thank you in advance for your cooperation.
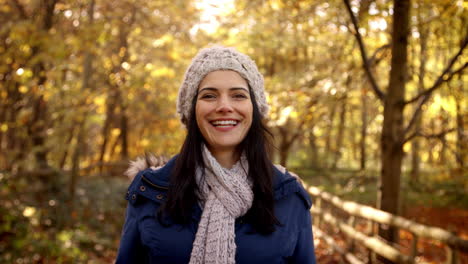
[116,46,317,264]
[196,70,253,167]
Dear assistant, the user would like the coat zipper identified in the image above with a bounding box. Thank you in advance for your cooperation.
[141,175,169,190]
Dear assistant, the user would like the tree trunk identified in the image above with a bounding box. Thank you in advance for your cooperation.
[439,112,448,164]
[278,126,292,167]
[99,12,134,168]
[332,94,347,169]
[428,118,435,164]
[455,15,467,171]
[377,0,410,258]
[2,77,23,170]
[70,0,95,203]
[26,0,58,170]
[410,10,428,182]
[29,93,49,169]
[309,128,319,168]
[28,57,50,169]
[59,124,77,169]
[409,114,421,182]
[454,80,465,169]
[70,118,86,202]
[120,103,129,159]
[279,145,290,167]
[325,101,337,167]
[360,87,368,170]
[109,131,122,159]
[99,97,115,171]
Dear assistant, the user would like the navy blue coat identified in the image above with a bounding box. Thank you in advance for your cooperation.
[116,156,316,263]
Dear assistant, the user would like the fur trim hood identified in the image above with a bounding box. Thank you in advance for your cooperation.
[125,153,169,180]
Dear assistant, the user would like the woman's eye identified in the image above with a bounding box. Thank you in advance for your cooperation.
[233,94,248,99]
[200,94,216,99]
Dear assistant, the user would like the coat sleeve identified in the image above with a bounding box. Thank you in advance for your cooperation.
[115,203,146,264]
[290,200,317,263]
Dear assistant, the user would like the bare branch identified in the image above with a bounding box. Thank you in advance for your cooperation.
[404,34,468,135]
[404,128,456,144]
[368,44,391,66]
[342,0,385,100]
[405,35,468,105]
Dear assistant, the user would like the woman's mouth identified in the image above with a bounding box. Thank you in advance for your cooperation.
[210,120,239,129]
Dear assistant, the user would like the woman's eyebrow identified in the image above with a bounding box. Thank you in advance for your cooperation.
[198,87,218,93]
[198,87,249,93]
[230,87,249,93]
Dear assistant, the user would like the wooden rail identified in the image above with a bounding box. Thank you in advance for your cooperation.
[305,184,468,264]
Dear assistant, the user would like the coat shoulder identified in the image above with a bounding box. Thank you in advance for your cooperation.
[124,155,177,205]
[273,164,312,210]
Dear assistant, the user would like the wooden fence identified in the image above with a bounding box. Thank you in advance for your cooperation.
[305,184,468,264]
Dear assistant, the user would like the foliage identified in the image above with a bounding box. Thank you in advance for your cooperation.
[0,171,128,262]
[0,0,465,171]
[295,167,468,209]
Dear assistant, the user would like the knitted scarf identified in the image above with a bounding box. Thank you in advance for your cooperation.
[189,145,253,264]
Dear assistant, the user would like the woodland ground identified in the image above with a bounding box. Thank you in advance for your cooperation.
[0,168,466,263]
[293,167,468,263]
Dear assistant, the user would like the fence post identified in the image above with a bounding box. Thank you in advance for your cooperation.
[410,232,418,263]
[367,219,375,264]
[315,197,322,229]
[348,215,356,252]
[446,246,458,264]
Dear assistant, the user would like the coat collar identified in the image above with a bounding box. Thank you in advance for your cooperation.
[134,155,294,189]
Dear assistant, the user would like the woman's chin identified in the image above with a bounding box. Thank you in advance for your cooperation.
[207,141,241,152]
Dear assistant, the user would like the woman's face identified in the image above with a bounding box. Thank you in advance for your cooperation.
[196,70,253,154]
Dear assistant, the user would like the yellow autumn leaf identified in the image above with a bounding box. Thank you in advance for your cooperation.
[19,86,28,93]
[134,27,142,35]
[127,91,134,100]
[23,206,36,217]
[145,63,154,71]
[141,138,150,147]
[111,128,120,136]
[169,50,180,60]
[403,142,411,152]
[152,34,173,47]
[94,96,105,106]
[290,111,298,119]
[271,0,283,11]
[151,67,175,78]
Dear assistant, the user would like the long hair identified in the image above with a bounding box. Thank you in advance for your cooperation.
[159,89,279,234]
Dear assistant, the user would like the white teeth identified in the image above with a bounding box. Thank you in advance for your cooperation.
[211,120,238,126]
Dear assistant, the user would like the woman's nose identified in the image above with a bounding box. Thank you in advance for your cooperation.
[216,96,233,113]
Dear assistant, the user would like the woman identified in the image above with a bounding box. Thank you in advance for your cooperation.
[116,46,316,263]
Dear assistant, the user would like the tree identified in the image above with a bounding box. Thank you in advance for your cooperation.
[343,0,467,259]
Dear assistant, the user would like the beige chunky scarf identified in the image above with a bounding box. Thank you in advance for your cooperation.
[189,145,253,264]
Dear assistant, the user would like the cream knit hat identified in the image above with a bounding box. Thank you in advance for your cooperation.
[177,45,269,125]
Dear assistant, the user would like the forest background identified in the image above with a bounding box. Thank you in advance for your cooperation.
[0,0,466,262]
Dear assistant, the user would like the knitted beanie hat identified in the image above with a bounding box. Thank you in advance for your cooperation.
[177,45,269,125]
